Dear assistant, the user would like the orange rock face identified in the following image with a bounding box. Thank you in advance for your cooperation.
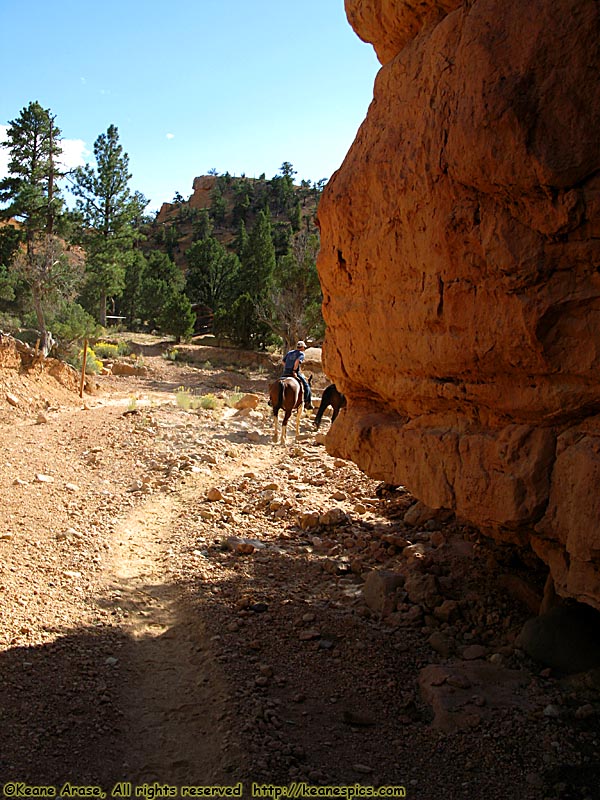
[345,0,461,64]
[155,176,217,224]
[318,0,600,608]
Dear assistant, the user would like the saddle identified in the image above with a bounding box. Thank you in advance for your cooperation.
[279,374,304,401]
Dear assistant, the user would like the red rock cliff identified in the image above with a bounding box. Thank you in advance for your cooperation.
[318,0,600,608]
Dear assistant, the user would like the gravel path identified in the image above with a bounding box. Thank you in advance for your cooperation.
[0,352,598,800]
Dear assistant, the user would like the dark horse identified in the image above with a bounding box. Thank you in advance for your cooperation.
[268,377,304,444]
[314,383,347,430]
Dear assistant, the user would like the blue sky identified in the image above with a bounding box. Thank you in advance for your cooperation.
[0,0,380,213]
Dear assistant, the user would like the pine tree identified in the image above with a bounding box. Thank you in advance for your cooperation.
[192,208,213,242]
[210,185,226,225]
[0,101,71,350]
[186,236,240,311]
[158,291,195,342]
[121,249,147,326]
[72,125,147,325]
[234,220,248,259]
[231,210,276,347]
[268,230,322,349]
[240,210,275,295]
[137,251,184,330]
[0,101,64,240]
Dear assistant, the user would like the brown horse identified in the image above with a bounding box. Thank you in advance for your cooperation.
[314,383,347,430]
[268,377,304,444]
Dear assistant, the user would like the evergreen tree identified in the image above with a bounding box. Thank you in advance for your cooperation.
[0,264,15,304]
[158,290,195,342]
[0,101,71,349]
[0,101,64,240]
[186,236,240,312]
[231,210,275,347]
[163,223,181,260]
[241,210,275,294]
[71,124,147,325]
[137,251,184,330]
[234,220,248,259]
[289,200,302,232]
[210,185,226,224]
[272,221,292,257]
[121,249,147,326]
[192,208,213,242]
[0,224,21,272]
[268,230,322,349]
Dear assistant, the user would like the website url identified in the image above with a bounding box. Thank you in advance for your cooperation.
[251,784,406,800]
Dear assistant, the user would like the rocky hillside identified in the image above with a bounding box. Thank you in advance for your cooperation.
[145,172,321,271]
[317,0,600,610]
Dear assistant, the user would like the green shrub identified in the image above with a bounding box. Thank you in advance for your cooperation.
[93,341,120,359]
[199,393,219,410]
[225,387,244,408]
[66,345,103,375]
[49,302,103,347]
[175,387,220,411]
[175,387,194,410]
[117,340,131,356]
[0,313,21,333]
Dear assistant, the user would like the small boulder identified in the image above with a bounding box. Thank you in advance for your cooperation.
[362,569,405,615]
[516,602,600,674]
[405,572,441,609]
[319,507,348,527]
[404,501,439,527]
[299,511,320,530]
[428,631,454,658]
[234,393,260,410]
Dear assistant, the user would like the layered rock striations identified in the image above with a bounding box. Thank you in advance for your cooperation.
[318,0,600,608]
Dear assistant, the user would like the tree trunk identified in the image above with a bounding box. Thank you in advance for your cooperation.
[99,292,107,327]
[31,286,50,355]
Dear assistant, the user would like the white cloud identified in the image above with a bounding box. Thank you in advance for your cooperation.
[166,133,175,140]
[59,138,89,171]
[0,129,89,180]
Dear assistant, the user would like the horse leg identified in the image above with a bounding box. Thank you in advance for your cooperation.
[273,410,279,443]
[314,400,325,429]
[295,405,303,438]
[281,409,292,445]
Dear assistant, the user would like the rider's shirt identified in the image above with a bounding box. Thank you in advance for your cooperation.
[282,349,304,375]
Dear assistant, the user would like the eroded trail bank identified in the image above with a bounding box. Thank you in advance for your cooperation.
[0,362,599,799]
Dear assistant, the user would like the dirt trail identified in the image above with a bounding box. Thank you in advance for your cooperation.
[1,351,598,799]
[109,491,234,784]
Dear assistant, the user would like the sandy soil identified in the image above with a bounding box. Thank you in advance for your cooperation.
[0,344,598,800]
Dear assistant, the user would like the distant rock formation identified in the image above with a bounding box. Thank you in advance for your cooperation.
[318,0,600,608]
[156,175,217,224]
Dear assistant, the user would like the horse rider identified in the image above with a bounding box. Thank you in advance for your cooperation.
[281,340,313,410]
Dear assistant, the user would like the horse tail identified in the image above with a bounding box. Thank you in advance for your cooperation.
[275,380,284,415]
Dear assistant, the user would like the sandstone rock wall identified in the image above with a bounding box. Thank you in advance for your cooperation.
[318,0,600,608]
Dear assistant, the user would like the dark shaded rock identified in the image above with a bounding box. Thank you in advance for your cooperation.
[516,602,600,674]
